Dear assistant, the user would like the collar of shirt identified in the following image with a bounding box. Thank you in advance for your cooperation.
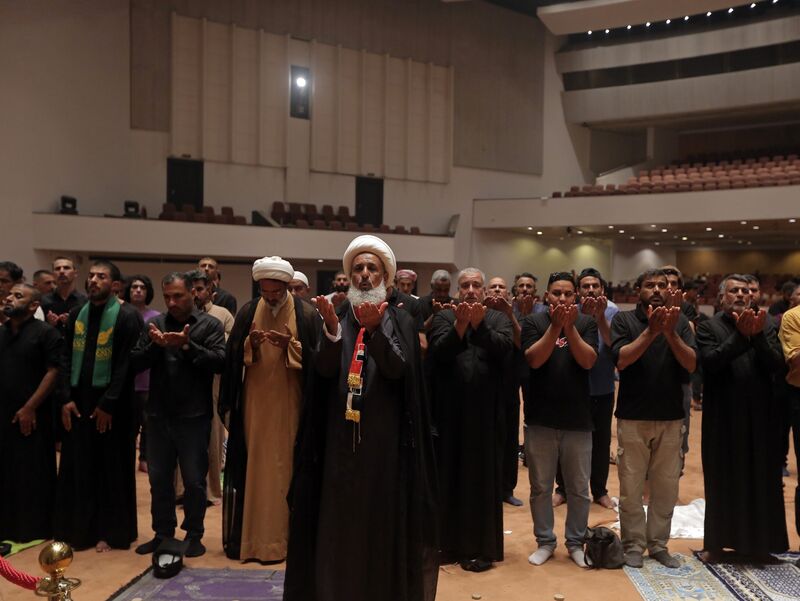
[203,301,214,313]
[165,308,200,329]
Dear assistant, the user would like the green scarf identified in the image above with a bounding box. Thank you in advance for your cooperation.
[70,296,121,388]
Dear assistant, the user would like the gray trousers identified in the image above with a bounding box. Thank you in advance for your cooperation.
[525,424,592,551]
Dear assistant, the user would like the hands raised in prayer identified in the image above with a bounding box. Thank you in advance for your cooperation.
[733,308,768,337]
[581,295,608,319]
[549,303,578,330]
[484,295,513,318]
[149,323,191,348]
[432,299,454,314]
[469,302,486,329]
[250,322,293,350]
[516,295,534,317]
[664,287,683,309]
[313,295,340,335]
[646,305,681,335]
[355,302,389,333]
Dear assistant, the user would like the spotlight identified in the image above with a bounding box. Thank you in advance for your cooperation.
[295,76,307,88]
[604,29,609,34]
[630,235,635,240]
[706,227,712,231]
[618,230,625,234]
[536,231,543,235]
[681,236,688,241]
[527,226,533,230]
[626,24,631,29]
[608,225,615,229]
[750,2,756,7]
[650,224,657,228]
[661,228,668,232]
[707,11,712,16]
[655,242,660,246]
[691,241,696,245]
[646,22,651,27]
[666,19,671,24]
[587,30,593,35]
[753,225,760,230]
[577,230,584,234]
[728,8,734,14]
[790,218,797,223]
[718,233,725,238]
[684,15,689,21]
[317,259,324,263]
[60,195,78,215]
[740,220,747,224]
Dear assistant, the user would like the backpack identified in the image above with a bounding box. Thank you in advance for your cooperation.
[584,527,625,569]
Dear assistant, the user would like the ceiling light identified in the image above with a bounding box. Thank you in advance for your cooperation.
[608,225,615,229]
[655,242,660,246]
[718,233,725,238]
[740,220,747,224]
[707,11,712,17]
[773,0,779,4]
[747,241,752,245]
[706,227,713,231]
[295,76,307,88]
[728,8,734,14]
[753,225,760,230]
[577,230,584,234]
[626,24,631,30]
[646,22,651,27]
[684,15,689,21]
[650,224,657,228]
[618,230,625,234]
[604,29,609,34]
[750,2,756,7]
[630,236,635,240]
[317,258,324,263]
[790,218,796,223]
[587,30,593,35]
[691,241,696,245]
[661,228,668,232]
[536,231,543,235]
[666,19,671,24]
[738,240,744,244]
[527,226,533,230]
[681,236,688,241]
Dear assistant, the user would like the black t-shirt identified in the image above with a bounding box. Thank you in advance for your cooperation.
[40,290,87,333]
[520,311,598,431]
[611,303,696,420]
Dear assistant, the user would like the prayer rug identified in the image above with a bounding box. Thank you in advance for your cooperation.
[624,553,735,601]
[109,567,284,601]
[0,539,44,557]
[694,552,800,601]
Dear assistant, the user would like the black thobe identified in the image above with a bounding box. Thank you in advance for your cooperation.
[697,312,789,555]
[55,302,142,550]
[283,302,438,601]
[0,318,62,541]
[218,295,320,559]
[428,308,513,562]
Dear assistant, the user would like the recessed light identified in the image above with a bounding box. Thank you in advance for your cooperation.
[753,225,760,230]
[646,22,651,27]
[673,235,678,239]
[626,24,631,30]
[790,218,796,223]
[684,15,689,21]
[747,241,752,245]
[691,241,696,245]
[317,259,324,263]
[738,240,744,244]
[604,29,609,34]
[707,11,712,17]
[728,8,734,14]
[655,242,660,246]
[740,220,747,224]
[718,233,725,238]
[608,225,615,229]
[587,30,593,35]
[577,230,584,234]
[536,231,543,235]
[666,19,671,24]
[750,2,756,7]
[661,228,668,232]
[527,226,533,230]
[681,236,688,241]
[706,227,713,231]
[630,235,635,240]
[618,230,625,234]
[650,224,657,228]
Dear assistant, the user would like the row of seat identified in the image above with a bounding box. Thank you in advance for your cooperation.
[663,152,799,171]
[158,203,247,224]
[292,218,421,235]
[272,202,356,226]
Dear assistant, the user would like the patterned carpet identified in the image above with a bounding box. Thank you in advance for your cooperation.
[109,567,284,601]
[697,552,800,601]
[624,553,735,600]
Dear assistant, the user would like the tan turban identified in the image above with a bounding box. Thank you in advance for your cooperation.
[292,271,309,287]
[252,256,294,283]
[342,235,397,284]
[396,269,417,282]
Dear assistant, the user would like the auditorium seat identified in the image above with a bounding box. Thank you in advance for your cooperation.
[552,191,562,197]
[378,224,391,233]
[394,225,408,234]
[345,222,359,231]
[233,216,246,225]
[410,226,421,235]
[329,220,343,230]
[295,218,310,228]
[312,219,328,229]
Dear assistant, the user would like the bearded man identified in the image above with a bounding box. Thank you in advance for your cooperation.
[283,235,438,601]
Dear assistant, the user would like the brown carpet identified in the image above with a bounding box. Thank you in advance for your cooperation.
[2,410,797,601]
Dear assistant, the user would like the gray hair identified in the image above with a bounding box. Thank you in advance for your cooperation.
[718,274,749,295]
[431,269,451,284]
[457,267,485,286]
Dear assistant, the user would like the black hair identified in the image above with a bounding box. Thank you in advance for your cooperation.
[661,266,684,289]
[635,268,667,289]
[122,274,154,305]
[547,271,576,288]
[90,259,122,282]
[0,261,23,282]
[188,269,211,285]
[782,280,798,295]
[741,274,760,284]
[161,271,193,290]
[33,269,54,280]
[577,267,606,290]
[516,272,538,283]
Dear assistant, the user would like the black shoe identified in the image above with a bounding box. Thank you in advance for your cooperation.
[135,537,164,555]
[503,495,524,507]
[184,538,206,558]
[459,558,493,572]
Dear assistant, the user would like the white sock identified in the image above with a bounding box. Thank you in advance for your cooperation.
[569,548,587,568]
[528,547,554,566]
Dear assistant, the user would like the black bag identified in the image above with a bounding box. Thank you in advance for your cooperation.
[584,527,625,569]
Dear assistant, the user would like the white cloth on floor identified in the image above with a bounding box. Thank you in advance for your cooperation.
[609,498,705,539]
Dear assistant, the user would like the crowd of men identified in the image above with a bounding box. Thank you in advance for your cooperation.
[1,237,800,600]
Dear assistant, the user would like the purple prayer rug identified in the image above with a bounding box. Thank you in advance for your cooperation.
[109,567,284,601]
[694,551,800,601]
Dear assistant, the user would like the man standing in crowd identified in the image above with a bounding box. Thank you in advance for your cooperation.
[324,270,350,309]
[0,283,62,543]
[522,272,597,568]
[289,271,310,299]
[284,235,438,601]
[123,275,160,473]
[132,272,226,558]
[420,269,454,328]
[485,276,524,507]
[612,268,696,569]
[219,257,319,561]
[42,257,86,333]
[33,270,57,296]
[395,269,419,297]
[56,260,142,552]
[770,280,797,317]
[198,256,237,316]
[697,275,788,562]
[779,289,800,540]
[553,268,618,510]
[430,267,513,572]
[513,272,540,313]
[0,262,23,325]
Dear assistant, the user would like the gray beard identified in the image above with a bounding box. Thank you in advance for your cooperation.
[347,282,387,307]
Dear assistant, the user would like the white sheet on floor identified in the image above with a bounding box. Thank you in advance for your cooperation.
[608,498,705,539]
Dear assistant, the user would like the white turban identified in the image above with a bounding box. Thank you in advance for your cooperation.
[292,271,309,287]
[252,256,294,283]
[342,235,397,284]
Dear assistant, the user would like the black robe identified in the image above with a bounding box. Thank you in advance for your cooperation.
[55,302,142,550]
[428,308,513,563]
[697,312,789,555]
[0,318,62,542]
[218,294,320,560]
[283,302,438,601]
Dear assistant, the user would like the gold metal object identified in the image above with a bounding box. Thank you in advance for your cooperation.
[347,373,362,388]
[345,408,361,423]
[35,541,81,600]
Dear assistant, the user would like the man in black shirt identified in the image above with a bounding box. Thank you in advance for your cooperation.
[611,268,696,569]
[419,269,454,329]
[198,257,237,316]
[769,280,797,317]
[132,271,226,558]
[41,257,87,333]
[0,283,62,542]
[521,272,598,568]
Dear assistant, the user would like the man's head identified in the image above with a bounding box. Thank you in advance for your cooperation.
[577,268,605,300]
[487,277,509,301]
[790,282,800,308]
[514,272,537,300]
[635,269,669,308]
[289,271,310,299]
[52,256,78,289]
[33,270,56,295]
[342,235,396,307]
[682,279,699,303]
[331,271,350,293]
[3,284,41,321]
[741,274,761,308]
[395,269,417,296]
[189,270,214,309]
[0,261,23,298]
[457,268,485,304]
[430,269,452,302]
[546,272,577,307]
[162,272,195,321]
[718,275,751,315]
[252,256,294,307]
[661,265,684,291]
[198,257,220,284]
[87,260,121,304]
[781,280,797,302]
[123,275,154,307]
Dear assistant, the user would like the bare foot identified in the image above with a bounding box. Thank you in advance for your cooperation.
[552,492,566,508]
[96,541,111,553]
[138,461,148,473]
[595,495,615,509]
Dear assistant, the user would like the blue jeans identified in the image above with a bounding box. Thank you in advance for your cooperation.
[146,415,211,540]
[525,424,591,550]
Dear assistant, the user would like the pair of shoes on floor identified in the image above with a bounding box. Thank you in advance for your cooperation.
[503,495,523,507]
[625,550,680,569]
[135,536,205,558]
[459,558,493,572]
